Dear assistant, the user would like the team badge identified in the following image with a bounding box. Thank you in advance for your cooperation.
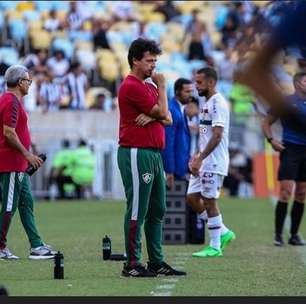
[18,173,24,182]
[142,173,153,184]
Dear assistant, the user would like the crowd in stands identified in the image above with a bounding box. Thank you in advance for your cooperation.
[0,0,303,114]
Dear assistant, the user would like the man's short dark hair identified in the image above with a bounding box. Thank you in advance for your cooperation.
[174,78,192,95]
[293,72,306,84]
[128,38,162,69]
[197,66,218,82]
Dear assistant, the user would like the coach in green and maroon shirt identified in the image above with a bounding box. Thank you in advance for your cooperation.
[0,65,55,260]
[117,38,186,277]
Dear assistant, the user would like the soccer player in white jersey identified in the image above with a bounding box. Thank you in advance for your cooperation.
[187,67,235,257]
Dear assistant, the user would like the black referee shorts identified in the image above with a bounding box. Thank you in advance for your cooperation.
[278,143,306,181]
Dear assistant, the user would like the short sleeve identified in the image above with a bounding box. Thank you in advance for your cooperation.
[126,83,157,114]
[211,98,227,128]
[2,97,20,128]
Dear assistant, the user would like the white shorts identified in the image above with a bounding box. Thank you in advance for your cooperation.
[187,172,224,199]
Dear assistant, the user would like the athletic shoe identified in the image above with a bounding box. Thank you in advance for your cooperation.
[192,245,222,257]
[121,263,157,277]
[288,234,306,246]
[29,246,55,260]
[0,247,19,260]
[274,234,284,246]
[42,243,57,254]
[221,230,236,251]
[147,261,187,276]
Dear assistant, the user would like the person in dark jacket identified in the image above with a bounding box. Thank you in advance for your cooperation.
[161,78,193,189]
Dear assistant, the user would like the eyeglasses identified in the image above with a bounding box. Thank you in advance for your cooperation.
[20,78,32,85]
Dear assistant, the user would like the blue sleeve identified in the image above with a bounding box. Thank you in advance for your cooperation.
[161,108,177,174]
[272,1,306,49]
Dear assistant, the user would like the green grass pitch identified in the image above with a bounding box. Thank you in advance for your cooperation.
[1,197,306,296]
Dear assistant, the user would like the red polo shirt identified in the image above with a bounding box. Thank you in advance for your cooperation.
[0,92,31,172]
[118,75,165,149]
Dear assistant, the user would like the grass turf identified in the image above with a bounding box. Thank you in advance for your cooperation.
[1,198,306,296]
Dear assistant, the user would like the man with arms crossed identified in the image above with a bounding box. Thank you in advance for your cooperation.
[117,38,186,277]
[0,65,55,260]
[187,67,235,257]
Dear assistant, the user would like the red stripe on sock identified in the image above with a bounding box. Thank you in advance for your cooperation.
[0,212,12,249]
[128,220,137,266]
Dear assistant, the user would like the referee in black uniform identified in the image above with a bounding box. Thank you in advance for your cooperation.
[262,72,306,246]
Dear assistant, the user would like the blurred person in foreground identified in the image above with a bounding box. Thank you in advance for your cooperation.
[161,78,193,190]
[235,0,306,131]
[187,67,235,257]
[0,65,55,260]
[117,38,186,277]
[262,72,306,247]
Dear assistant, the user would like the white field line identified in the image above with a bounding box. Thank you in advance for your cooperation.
[150,255,189,296]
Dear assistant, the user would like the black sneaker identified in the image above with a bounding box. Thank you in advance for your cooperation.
[274,234,284,246]
[147,261,187,276]
[288,234,306,246]
[121,263,157,278]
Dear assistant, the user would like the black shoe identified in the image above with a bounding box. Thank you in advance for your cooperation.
[274,234,284,246]
[147,261,187,276]
[288,234,306,246]
[121,263,157,277]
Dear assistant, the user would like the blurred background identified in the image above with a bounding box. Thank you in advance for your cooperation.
[0,0,303,201]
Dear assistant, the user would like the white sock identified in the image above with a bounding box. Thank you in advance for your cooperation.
[198,210,208,221]
[220,214,229,236]
[207,215,222,250]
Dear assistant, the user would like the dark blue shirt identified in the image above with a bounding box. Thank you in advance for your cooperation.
[281,94,306,146]
[161,97,190,179]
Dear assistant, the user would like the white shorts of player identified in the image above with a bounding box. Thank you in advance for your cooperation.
[187,172,224,199]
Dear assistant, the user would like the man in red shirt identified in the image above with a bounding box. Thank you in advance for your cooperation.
[117,38,186,277]
[0,65,55,260]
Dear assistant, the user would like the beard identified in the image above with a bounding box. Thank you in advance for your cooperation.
[198,89,209,98]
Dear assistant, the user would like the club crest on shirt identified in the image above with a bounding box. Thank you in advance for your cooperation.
[142,173,153,184]
[18,173,24,182]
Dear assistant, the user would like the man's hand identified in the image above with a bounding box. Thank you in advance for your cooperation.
[188,153,202,176]
[151,72,166,88]
[270,139,285,152]
[135,113,155,126]
[166,173,174,190]
[25,152,43,169]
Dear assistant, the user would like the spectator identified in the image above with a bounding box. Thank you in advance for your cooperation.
[187,21,214,63]
[65,1,84,31]
[23,49,49,75]
[111,1,134,22]
[154,0,180,22]
[44,9,62,32]
[46,50,70,79]
[38,72,62,112]
[92,18,111,50]
[89,92,115,111]
[64,62,89,110]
